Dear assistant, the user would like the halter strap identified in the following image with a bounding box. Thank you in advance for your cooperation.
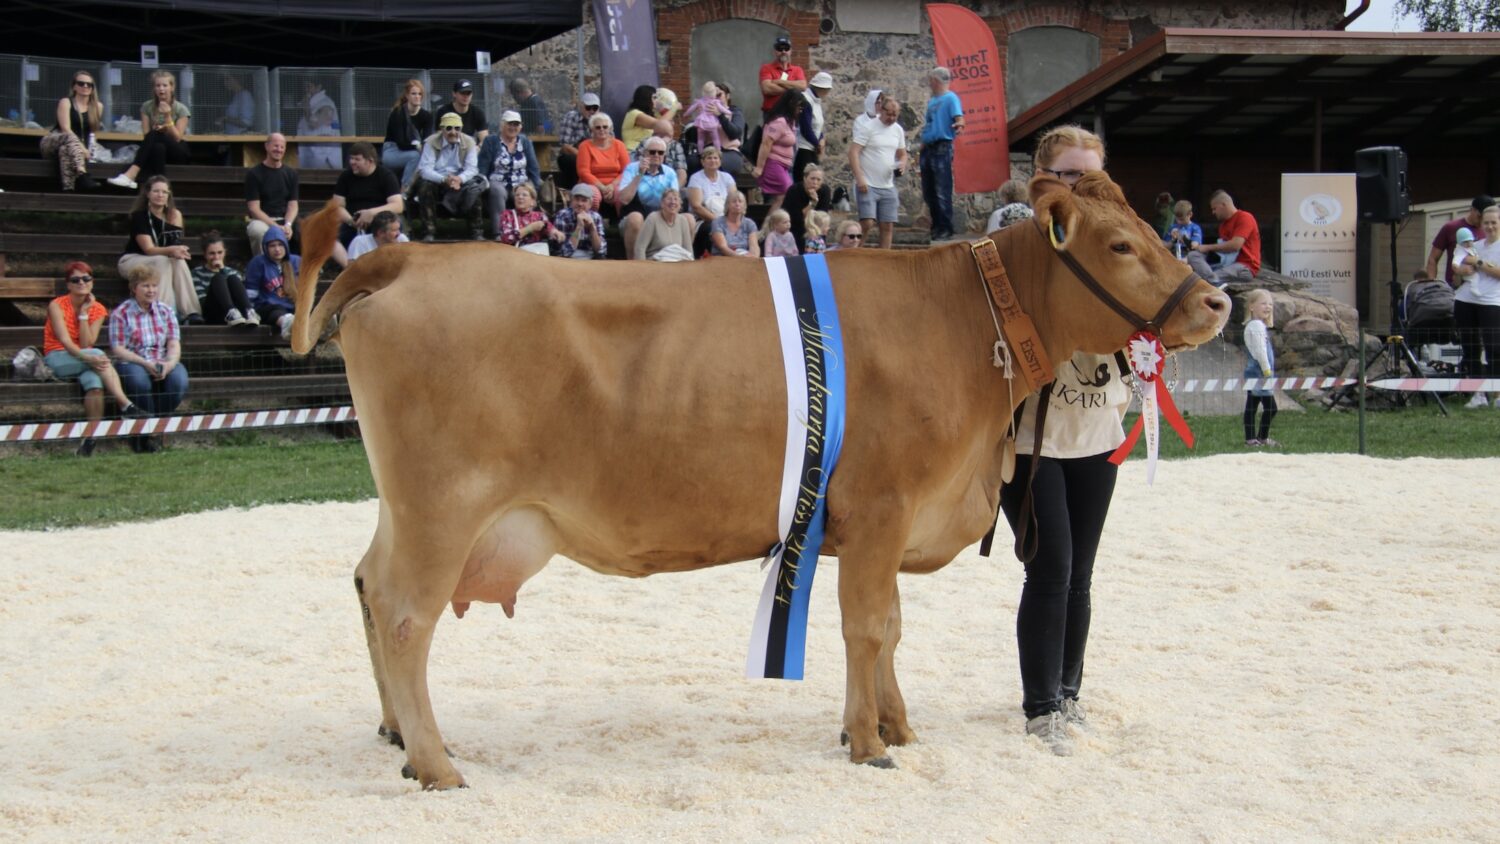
[1037,217,1203,335]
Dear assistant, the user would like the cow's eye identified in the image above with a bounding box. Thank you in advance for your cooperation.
[1111,242,1132,254]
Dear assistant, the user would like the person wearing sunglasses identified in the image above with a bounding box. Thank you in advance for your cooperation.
[827,220,865,250]
[554,92,600,190]
[40,71,102,191]
[617,138,681,260]
[43,261,145,456]
[758,35,807,122]
[414,112,485,241]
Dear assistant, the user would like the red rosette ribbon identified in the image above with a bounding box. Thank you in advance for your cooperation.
[1109,331,1194,479]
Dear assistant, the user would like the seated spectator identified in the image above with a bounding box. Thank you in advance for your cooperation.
[347,211,409,262]
[632,119,688,188]
[245,133,300,258]
[619,136,682,260]
[247,228,301,339]
[510,77,549,134]
[40,70,102,191]
[687,146,736,254]
[221,74,255,135]
[763,209,798,257]
[480,111,542,240]
[192,231,258,326]
[435,78,488,144]
[1163,198,1203,259]
[986,179,1033,232]
[498,184,562,253]
[634,190,695,262]
[297,80,343,170]
[709,190,760,257]
[554,184,607,260]
[110,264,189,452]
[783,164,831,253]
[1188,189,1262,287]
[382,78,432,190]
[117,176,203,323]
[555,92,599,190]
[331,142,404,266]
[804,210,831,253]
[576,113,631,217]
[44,262,144,456]
[828,219,865,250]
[414,113,485,242]
[107,70,190,191]
[622,85,658,152]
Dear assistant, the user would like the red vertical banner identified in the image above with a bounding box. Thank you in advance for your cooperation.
[927,3,1007,194]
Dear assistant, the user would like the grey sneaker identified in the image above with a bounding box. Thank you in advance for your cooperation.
[1059,698,1090,734]
[1025,712,1074,757]
[224,308,248,326]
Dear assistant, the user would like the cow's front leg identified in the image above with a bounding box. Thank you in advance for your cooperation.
[837,529,904,768]
[874,581,916,746]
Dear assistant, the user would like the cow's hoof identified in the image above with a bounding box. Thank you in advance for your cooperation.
[401,763,417,781]
[379,725,405,750]
[840,730,849,746]
[881,723,917,747]
[864,755,897,770]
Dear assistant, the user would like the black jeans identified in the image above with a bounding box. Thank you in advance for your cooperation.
[1453,300,1500,378]
[200,269,252,323]
[1244,395,1277,441]
[999,452,1117,719]
[133,129,191,179]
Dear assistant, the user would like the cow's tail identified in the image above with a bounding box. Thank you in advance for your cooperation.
[288,202,405,355]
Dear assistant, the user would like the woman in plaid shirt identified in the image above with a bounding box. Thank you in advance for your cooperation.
[109,264,189,452]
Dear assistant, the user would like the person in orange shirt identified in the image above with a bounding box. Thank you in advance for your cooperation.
[42,261,145,455]
[575,112,632,220]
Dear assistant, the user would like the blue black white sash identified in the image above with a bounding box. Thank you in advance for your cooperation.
[746,255,847,680]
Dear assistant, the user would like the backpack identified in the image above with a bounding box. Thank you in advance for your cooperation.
[11,346,55,381]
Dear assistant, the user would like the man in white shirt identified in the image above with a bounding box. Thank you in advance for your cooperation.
[848,97,906,249]
[347,211,408,262]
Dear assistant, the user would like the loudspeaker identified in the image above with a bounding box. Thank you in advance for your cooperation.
[1356,146,1410,223]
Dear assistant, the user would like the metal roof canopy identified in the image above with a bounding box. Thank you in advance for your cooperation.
[1009,28,1500,162]
[5,0,583,67]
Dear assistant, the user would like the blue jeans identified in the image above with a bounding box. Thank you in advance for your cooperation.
[116,361,189,415]
[45,349,106,393]
[382,142,421,188]
[921,141,954,237]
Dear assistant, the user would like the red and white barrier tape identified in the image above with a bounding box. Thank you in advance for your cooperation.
[1,406,356,443]
[1177,376,1500,393]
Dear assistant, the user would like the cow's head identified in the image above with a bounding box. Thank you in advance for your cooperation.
[1028,173,1230,354]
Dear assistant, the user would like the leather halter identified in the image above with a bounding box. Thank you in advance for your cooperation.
[1036,217,1203,337]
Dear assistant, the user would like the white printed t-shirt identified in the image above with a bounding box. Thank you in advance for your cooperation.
[852,118,904,190]
[1013,352,1131,460]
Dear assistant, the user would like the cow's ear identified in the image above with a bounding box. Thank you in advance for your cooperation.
[1031,177,1080,248]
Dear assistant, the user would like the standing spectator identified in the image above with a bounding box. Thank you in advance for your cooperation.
[245,133,300,258]
[986,179,1033,232]
[762,209,798,257]
[497,184,562,253]
[794,72,832,183]
[480,110,543,239]
[107,70,190,190]
[621,85,658,153]
[347,211,409,263]
[1453,204,1500,408]
[382,79,432,190]
[331,142,404,266]
[631,118,688,187]
[783,164,832,254]
[554,92,599,190]
[752,90,803,228]
[1425,195,1494,285]
[40,70,102,191]
[554,184,607,260]
[633,189,695,262]
[828,219,865,250]
[192,231,258,326]
[246,228,301,339]
[414,113,484,242]
[1187,190,1261,287]
[619,137,682,260]
[1241,289,1279,447]
[711,82,748,175]
[110,263,189,451]
[1163,199,1203,260]
[435,79,488,144]
[758,36,807,122]
[44,262,144,455]
[221,74,255,135]
[297,80,343,170]
[709,190,760,257]
[849,96,906,250]
[509,78,549,135]
[919,67,964,242]
[118,176,203,323]
[576,113,631,218]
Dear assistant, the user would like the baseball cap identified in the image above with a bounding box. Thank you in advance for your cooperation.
[1457,227,1476,244]
[439,112,464,128]
[1473,195,1496,212]
[773,36,792,50]
[501,110,523,124]
[809,72,833,89]
[570,183,595,198]
[453,79,474,93]
[581,92,601,107]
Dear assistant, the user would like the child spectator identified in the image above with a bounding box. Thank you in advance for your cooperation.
[763,209,798,257]
[246,228,301,339]
[110,263,189,452]
[192,231,258,326]
[497,184,563,253]
[554,184,607,260]
[804,210,831,253]
[44,261,144,456]
[1242,289,1278,447]
[1165,199,1203,260]
[682,82,730,152]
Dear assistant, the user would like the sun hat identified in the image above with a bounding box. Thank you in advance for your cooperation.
[809,72,833,90]
[438,112,463,128]
[501,110,523,124]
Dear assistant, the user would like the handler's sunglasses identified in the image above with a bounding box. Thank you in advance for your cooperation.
[68,275,93,283]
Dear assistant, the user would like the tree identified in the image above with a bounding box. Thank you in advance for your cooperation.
[1394,0,1500,32]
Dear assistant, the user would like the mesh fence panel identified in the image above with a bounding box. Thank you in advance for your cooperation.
[490,70,575,135]
[0,56,29,126]
[271,67,349,136]
[17,57,109,131]
[112,61,193,133]
[183,65,270,135]
[426,69,494,133]
[351,69,428,137]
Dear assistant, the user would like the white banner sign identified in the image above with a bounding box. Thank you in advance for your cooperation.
[1281,173,1357,308]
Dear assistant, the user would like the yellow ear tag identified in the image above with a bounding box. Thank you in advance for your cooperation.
[1049,221,1065,250]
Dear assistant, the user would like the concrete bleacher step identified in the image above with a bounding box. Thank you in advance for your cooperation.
[0,191,246,217]
[0,372,349,404]
[0,323,293,351]
[0,231,251,260]
[0,157,339,186]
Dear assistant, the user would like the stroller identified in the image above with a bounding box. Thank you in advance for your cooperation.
[1398,278,1460,372]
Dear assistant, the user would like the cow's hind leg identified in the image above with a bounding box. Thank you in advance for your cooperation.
[875,581,916,746]
[355,565,402,748]
[837,523,906,768]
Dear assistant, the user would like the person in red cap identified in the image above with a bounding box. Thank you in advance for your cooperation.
[758,36,807,122]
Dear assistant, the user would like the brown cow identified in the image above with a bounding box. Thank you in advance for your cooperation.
[289,173,1229,789]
